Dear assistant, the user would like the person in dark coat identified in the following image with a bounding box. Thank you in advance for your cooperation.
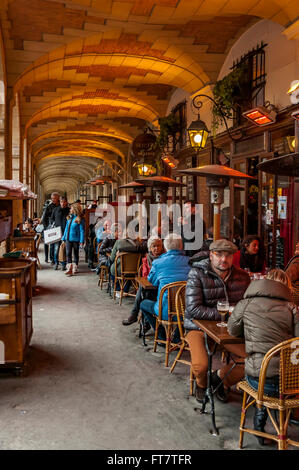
[228,268,299,445]
[96,223,122,273]
[50,197,70,270]
[184,239,250,403]
[41,192,60,263]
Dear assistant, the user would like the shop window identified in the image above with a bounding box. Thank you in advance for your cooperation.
[171,100,187,153]
[232,43,266,126]
[272,126,295,156]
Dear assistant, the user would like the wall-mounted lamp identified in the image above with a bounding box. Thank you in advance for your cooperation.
[187,94,244,151]
[137,163,156,177]
[287,80,299,104]
[162,153,179,168]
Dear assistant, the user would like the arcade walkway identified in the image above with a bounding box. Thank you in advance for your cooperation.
[0,255,272,450]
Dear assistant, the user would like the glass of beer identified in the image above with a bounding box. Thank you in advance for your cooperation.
[217,300,229,327]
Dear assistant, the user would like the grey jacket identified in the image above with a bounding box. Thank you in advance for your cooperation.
[228,279,299,378]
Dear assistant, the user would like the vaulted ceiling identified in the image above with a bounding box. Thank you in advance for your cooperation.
[1,0,298,195]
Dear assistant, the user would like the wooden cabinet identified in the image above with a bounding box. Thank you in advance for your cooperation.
[0,259,33,371]
[9,237,38,288]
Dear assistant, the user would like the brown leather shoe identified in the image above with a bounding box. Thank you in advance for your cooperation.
[122,315,138,326]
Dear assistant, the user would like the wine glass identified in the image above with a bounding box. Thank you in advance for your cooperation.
[217,300,229,328]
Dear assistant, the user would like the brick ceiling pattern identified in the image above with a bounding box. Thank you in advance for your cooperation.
[0,0,298,193]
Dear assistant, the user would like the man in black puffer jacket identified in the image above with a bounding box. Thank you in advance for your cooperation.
[185,239,250,403]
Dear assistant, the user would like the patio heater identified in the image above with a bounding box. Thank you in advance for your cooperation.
[178,165,254,241]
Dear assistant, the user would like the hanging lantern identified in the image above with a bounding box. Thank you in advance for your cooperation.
[187,117,209,150]
[137,163,156,177]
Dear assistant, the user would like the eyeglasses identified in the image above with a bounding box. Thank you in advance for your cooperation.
[211,251,233,259]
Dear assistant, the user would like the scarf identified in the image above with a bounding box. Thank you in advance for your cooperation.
[146,252,158,270]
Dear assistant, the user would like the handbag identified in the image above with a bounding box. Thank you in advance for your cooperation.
[44,226,62,245]
[58,241,66,262]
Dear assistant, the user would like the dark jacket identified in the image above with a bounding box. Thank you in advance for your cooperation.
[41,202,59,229]
[184,257,250,331]
[50,206,70,233]
[228,279,299,378]
[99,236,116,256]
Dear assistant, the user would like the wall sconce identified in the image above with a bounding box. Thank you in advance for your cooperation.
[137,163,156,177]
[287,80,299,104]
[286,136,296,152]
[187,94,244,151]
[187,115,209,150]
[243,103,277,126]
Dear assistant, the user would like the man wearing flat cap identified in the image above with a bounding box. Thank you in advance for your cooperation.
[184,239,250,403]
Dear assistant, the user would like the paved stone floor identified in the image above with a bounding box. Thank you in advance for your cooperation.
[0,251,298,450]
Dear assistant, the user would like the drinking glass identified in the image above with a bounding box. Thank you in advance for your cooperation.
[217,300,229,327]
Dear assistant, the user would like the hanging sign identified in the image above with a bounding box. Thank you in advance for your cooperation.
[132,131,157,160]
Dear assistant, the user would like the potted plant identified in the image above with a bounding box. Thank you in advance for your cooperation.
[212,62,250,131]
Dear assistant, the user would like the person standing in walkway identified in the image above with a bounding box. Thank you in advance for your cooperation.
[61,203,85,276]
[50,197,70,270]
[41,192,60,264]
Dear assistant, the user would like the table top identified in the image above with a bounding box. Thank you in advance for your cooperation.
[135,277,156,290]
[193,319,245,345]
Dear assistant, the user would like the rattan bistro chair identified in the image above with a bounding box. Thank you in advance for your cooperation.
[35,234,42,269]
[153,281,186,368]
[237,337,299,450]
[113,252,141,305]
[170,283,195,395]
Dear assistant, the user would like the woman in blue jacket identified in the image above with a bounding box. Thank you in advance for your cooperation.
[61,203,85,275]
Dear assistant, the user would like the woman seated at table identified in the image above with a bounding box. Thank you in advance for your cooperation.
[122,236,164,326]
[233,235,266,274]
[228,268,299,445]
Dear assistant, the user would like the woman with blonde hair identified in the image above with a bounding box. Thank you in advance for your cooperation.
[228,268,299,445]
[61,203,85,275]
